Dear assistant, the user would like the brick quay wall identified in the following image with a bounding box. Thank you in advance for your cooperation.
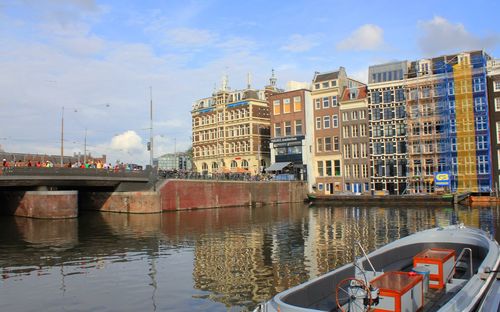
[159,180,308,211]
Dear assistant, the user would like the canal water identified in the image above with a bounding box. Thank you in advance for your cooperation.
[0,203,498,311]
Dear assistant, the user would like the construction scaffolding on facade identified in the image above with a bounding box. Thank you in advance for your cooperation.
[405,51,491,194]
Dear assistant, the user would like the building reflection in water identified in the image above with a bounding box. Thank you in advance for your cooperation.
[184,204,498,309]
[0,203,498,311]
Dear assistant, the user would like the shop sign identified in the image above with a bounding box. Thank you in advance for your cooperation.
[434,172,450,186]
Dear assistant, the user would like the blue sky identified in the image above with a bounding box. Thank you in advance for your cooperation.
[1,0,499,164]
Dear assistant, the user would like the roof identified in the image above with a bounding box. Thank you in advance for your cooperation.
[313,71,339,83]
[265,162,292,172]
[341,86,367,101]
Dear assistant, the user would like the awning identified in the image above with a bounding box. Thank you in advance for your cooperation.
[265,162,292,172]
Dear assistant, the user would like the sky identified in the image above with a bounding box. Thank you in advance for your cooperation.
[1,0,499,165]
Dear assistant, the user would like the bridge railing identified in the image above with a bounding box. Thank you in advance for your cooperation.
[157,170,274,181]
[0,167,150,179]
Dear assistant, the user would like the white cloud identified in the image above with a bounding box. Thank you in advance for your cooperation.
[336,24,384,51]
[165,27,216,47]
[281,34,321,53]
[349,68,369,84]
[110,131,144,153]
[417,16,500,55]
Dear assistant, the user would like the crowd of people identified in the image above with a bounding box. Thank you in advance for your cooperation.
[1,158,142,172]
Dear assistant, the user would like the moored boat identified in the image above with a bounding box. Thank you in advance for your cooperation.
[254,225,499,312]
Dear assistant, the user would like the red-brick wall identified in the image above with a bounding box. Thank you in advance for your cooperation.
[159,180,306,211]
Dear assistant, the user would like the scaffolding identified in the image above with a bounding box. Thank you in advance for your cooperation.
[406,52,491,194]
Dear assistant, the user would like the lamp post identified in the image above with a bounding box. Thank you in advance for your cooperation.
[149,86,154,168]
[60,106,64,167]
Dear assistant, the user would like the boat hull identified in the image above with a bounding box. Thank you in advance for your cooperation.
[254,225,500,312]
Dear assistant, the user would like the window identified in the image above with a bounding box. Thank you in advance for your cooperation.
[384,107,394,120]
[344,144,351,158]
[383,90,393,103]
[323,116,331,129]
[332,114,339,128]
[352,144,358,158]
[333,137,339,151]
[477,135,487,150]
[283,98,291,113]
[332,80,337,87]
[241,159,249,169]
[495,80,500,91]
[326,160,332,176]
[478,155,489,174]
[293,96,302,111]
[360,124,367,136]
[331,96,338,106]
[473,77,484,92]
[322,81,329,88]
[495,98,500,112]
[352,125,358,137]
[497,122,500,143]
[372,108,382,120]
[325,137,332,151]
[231,160,238,168]
[448,82,455,95]
[334,160,341,176]
[323,97,329,108]
[344,165,350,178]
[343,126,349,138]
[315,83,320,90]
[476,116,487,131]
[317,161,324,176]
[373,142,384,155]
[275,123,281,137]
[395,105,406,118]
[371,91,381,104]
[360,143,367,158]
[285,121,292,136]
[422,87,431,98]
[273,100,280,115]
[316,117,321,130]
[295,120,303,135]
[385,142,395,154]
[362,165,368,178]
[351,111,358,120]
[317,138,323,152]
[315,98,321,109]
[342,112,349,121]
[359,110,366,119]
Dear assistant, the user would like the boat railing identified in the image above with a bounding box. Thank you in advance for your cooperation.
[356,241,377,274]
[446,247,473,282]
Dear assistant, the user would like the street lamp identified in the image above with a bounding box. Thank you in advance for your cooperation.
[60,106,64,167]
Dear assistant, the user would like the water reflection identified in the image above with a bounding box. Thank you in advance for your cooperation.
[0,204,498,311]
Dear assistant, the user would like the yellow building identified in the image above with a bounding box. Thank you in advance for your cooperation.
[191,80,272,175]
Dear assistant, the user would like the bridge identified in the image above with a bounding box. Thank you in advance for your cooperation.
[0,167,307,219]
[0,167,152,189]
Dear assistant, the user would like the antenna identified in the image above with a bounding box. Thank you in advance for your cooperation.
[247,72,252,89]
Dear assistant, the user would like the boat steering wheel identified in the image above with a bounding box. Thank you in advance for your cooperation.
[335,277,372,312]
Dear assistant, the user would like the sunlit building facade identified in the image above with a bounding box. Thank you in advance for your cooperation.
[191,78,271,175]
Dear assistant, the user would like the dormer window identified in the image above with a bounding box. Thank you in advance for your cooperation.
[322,81,329,88]
[332,80,337,87]
[315,83,320,89]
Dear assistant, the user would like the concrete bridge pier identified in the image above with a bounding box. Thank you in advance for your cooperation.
[0,190,78,219]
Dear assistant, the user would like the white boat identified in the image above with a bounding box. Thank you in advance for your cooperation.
[254,225,500,312]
